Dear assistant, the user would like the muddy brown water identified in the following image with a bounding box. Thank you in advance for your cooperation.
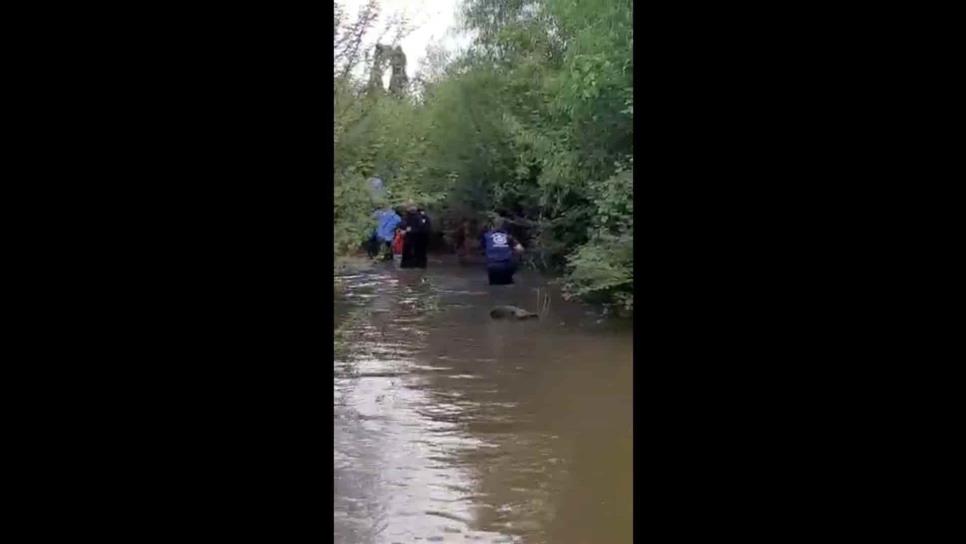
[334,256,633,544]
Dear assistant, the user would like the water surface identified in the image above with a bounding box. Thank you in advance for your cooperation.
[334,257,633,543]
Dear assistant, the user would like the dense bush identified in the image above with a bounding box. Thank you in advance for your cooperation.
[333,0,633,312]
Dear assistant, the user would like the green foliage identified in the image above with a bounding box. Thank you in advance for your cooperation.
[563,161,633,312]
[333,171,375,255]
[564,231,633,310]
[332,0,633,311]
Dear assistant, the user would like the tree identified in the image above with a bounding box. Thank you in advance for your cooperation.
[332,0,634,312]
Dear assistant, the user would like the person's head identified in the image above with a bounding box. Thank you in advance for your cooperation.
[492,217,506,231]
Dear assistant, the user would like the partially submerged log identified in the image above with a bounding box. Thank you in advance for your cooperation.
[490,305,539,320]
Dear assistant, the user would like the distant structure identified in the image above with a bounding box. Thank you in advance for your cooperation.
[388,46,408,96]
[367,44,408,97]
[367,44,390,94]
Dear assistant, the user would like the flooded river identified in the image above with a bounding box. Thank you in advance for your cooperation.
[334,256,633,543]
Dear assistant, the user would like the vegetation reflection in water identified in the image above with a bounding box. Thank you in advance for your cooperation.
[334,263,632,543]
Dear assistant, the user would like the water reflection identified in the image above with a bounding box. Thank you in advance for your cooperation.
[335,259,632,543]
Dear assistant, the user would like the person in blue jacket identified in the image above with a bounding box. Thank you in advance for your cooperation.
[480,218,525,285]
[369,206,401,260]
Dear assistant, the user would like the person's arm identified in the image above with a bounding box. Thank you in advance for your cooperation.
[509,235,524,253]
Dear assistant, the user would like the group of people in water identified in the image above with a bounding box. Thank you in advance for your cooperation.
[367,203,524,285]
[368,204,431,268]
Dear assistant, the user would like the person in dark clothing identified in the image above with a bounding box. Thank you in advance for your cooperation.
[413,208,431,268]
[366,231,381,258]
[399,205,430,269]
[481,218,524,285]
[397,205,432,268]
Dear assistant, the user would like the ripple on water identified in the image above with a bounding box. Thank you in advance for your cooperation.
[335,261,631,544]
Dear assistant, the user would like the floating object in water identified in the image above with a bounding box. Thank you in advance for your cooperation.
[490,305,538,320]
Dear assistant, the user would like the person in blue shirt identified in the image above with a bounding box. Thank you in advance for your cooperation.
[480,218,525,285]
[369,206,401,260]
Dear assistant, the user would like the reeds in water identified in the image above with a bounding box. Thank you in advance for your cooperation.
[535,287,551,318]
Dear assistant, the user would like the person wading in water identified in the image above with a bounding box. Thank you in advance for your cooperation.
[368,205,401,260]
[399,204,430,269]
[481,218,524,285]
[414,207,431,267]
[391,226,405,267]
